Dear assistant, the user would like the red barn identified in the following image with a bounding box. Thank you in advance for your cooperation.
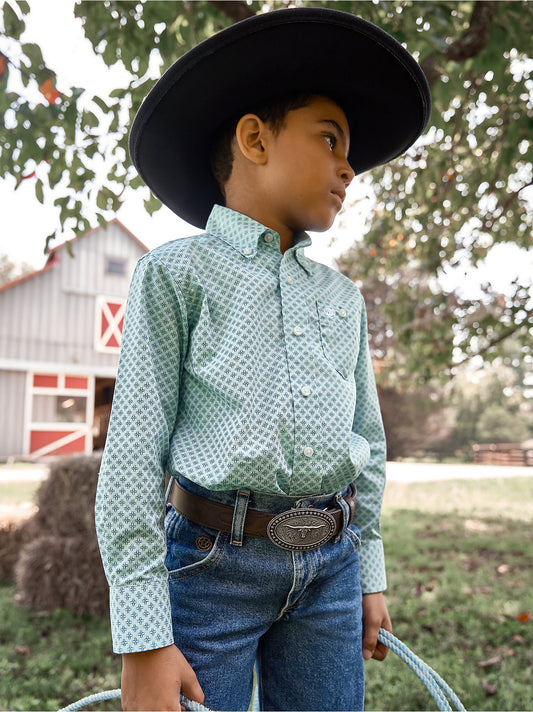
[0,221,147,460]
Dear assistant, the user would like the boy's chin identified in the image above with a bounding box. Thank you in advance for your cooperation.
[306,217,337,234]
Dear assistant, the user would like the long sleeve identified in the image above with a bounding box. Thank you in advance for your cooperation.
[95,254,188,653]
[351,299,387,593]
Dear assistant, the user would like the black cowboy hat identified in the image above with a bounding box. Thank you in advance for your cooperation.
[129,7,431,229]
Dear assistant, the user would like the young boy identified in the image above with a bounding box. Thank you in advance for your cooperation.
[95,8,430,711]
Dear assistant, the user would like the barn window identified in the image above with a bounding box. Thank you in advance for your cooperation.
[32,395,87,423]
[106,257,126,275]
[95,296,126,353]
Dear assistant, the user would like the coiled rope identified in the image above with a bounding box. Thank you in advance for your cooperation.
[58,628,466,712]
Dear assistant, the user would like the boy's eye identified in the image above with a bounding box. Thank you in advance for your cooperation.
[324,134,336,150]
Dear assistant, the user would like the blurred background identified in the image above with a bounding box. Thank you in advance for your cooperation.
[1,0,532,465]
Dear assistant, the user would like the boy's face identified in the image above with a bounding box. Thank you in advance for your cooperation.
[260,95,354,235]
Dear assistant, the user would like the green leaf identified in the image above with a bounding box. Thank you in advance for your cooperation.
[96,212,108,229]
[81,110,100,129]
[21,42,45,69]
[109,88,127,99]
[96,186,118,211]
[44,232,56,254]
[92,95,109,112]
[144,193,162,216]
[2,2,26,39]
[35,178,44,204]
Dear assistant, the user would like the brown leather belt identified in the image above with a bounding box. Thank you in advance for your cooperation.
[168,479,356,551]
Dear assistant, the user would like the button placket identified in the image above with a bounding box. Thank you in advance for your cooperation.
[279,253,322,490]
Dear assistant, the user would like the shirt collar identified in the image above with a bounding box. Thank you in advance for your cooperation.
[206,205,313,275]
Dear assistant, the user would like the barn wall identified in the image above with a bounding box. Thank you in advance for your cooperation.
[0,222,145,369]
[0,370,26,459]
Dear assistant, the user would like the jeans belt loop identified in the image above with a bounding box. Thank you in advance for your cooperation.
[334,488,351,543]
[231,489,251,547]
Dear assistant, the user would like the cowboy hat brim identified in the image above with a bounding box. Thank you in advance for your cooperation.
[129,7,431,229]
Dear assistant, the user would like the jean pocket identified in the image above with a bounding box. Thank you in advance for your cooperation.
[345,524,362,553]
[165,508,228,581]
[316,299,359,380]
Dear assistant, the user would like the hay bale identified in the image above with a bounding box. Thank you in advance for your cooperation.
[32,453,102,538]
[15,534,109,616]
[0,521,28,583]
[14,453,109,616]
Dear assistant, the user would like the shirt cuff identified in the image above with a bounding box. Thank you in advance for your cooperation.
[109,579,174,654]
[359,537,387,593]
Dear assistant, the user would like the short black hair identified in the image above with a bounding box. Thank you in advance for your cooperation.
[210,93,314,195]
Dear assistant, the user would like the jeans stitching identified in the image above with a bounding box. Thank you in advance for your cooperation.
[168,531,228,581]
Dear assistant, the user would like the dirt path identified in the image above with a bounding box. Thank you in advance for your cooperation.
[386,460,533,482]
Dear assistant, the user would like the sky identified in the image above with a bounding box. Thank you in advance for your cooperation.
[0,0,532,297]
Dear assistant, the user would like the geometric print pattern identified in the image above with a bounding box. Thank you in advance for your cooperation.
[95,205,387,653]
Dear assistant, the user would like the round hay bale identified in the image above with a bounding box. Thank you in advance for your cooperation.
[0,516,40,583]
[32,453,102,538]
[13,453,109,616]
[15,533,109,616]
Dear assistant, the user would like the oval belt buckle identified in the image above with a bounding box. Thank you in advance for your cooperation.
[267,508,336,551]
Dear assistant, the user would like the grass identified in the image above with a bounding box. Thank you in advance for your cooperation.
[0,475,532,710]
[0,587,120,711]
[366,476,533,711]
[0,480,41,506]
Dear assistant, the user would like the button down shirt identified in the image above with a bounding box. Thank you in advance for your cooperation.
[96,205,387,653]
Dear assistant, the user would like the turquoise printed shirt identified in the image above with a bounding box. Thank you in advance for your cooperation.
[96,205,387,653]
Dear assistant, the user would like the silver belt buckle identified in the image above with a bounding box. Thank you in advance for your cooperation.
[267,508,336,551]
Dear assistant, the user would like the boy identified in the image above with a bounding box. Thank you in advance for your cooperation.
[95,8,430,711]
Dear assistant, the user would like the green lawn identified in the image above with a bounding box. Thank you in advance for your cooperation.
[0,479,41,506]
[0,476,531,711]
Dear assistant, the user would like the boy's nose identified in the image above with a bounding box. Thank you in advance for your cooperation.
[339,160,355,187]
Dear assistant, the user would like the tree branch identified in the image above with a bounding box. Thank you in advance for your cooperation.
[455,309,533,368]
[208,1,255,23]
[421,1,499,85]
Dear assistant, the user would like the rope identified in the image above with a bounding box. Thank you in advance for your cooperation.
[377,629,466,712]
[58,690,213,712]
[58,629,466,712]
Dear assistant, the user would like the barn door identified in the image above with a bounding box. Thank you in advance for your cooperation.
[26,373,93,458]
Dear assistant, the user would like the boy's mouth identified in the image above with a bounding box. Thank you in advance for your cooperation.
[331,189,345,207]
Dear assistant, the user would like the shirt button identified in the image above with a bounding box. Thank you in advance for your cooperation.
[301,259,309,268]
[293,326,303,336]
[303,446,314,458]
[264,233,274,243]
[286,277,294,285]
[338,308,347,318]
[243,247,252,256]
[300,386,311,397]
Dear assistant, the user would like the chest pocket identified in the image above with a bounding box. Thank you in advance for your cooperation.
[316,299,359,380]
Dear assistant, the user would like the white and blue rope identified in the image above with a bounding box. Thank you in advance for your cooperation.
[58,690,212,712]
[58,629,466,712]
[377,629,466,712]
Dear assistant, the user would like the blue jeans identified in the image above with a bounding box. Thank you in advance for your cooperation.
[165,478,364,711]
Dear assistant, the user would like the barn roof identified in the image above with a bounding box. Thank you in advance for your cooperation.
[0,219,148,294]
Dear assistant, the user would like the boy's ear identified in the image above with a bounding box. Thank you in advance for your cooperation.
[234,113,269,166]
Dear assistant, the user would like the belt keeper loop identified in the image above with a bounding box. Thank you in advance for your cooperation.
[165,474,175,504]
[231,490,250,546]
[334,488,351,543]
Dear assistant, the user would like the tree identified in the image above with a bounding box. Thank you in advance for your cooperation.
[441,359,533,458]
[0,252,33,286]
[0,0,532,378]
[334,1,533,380]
